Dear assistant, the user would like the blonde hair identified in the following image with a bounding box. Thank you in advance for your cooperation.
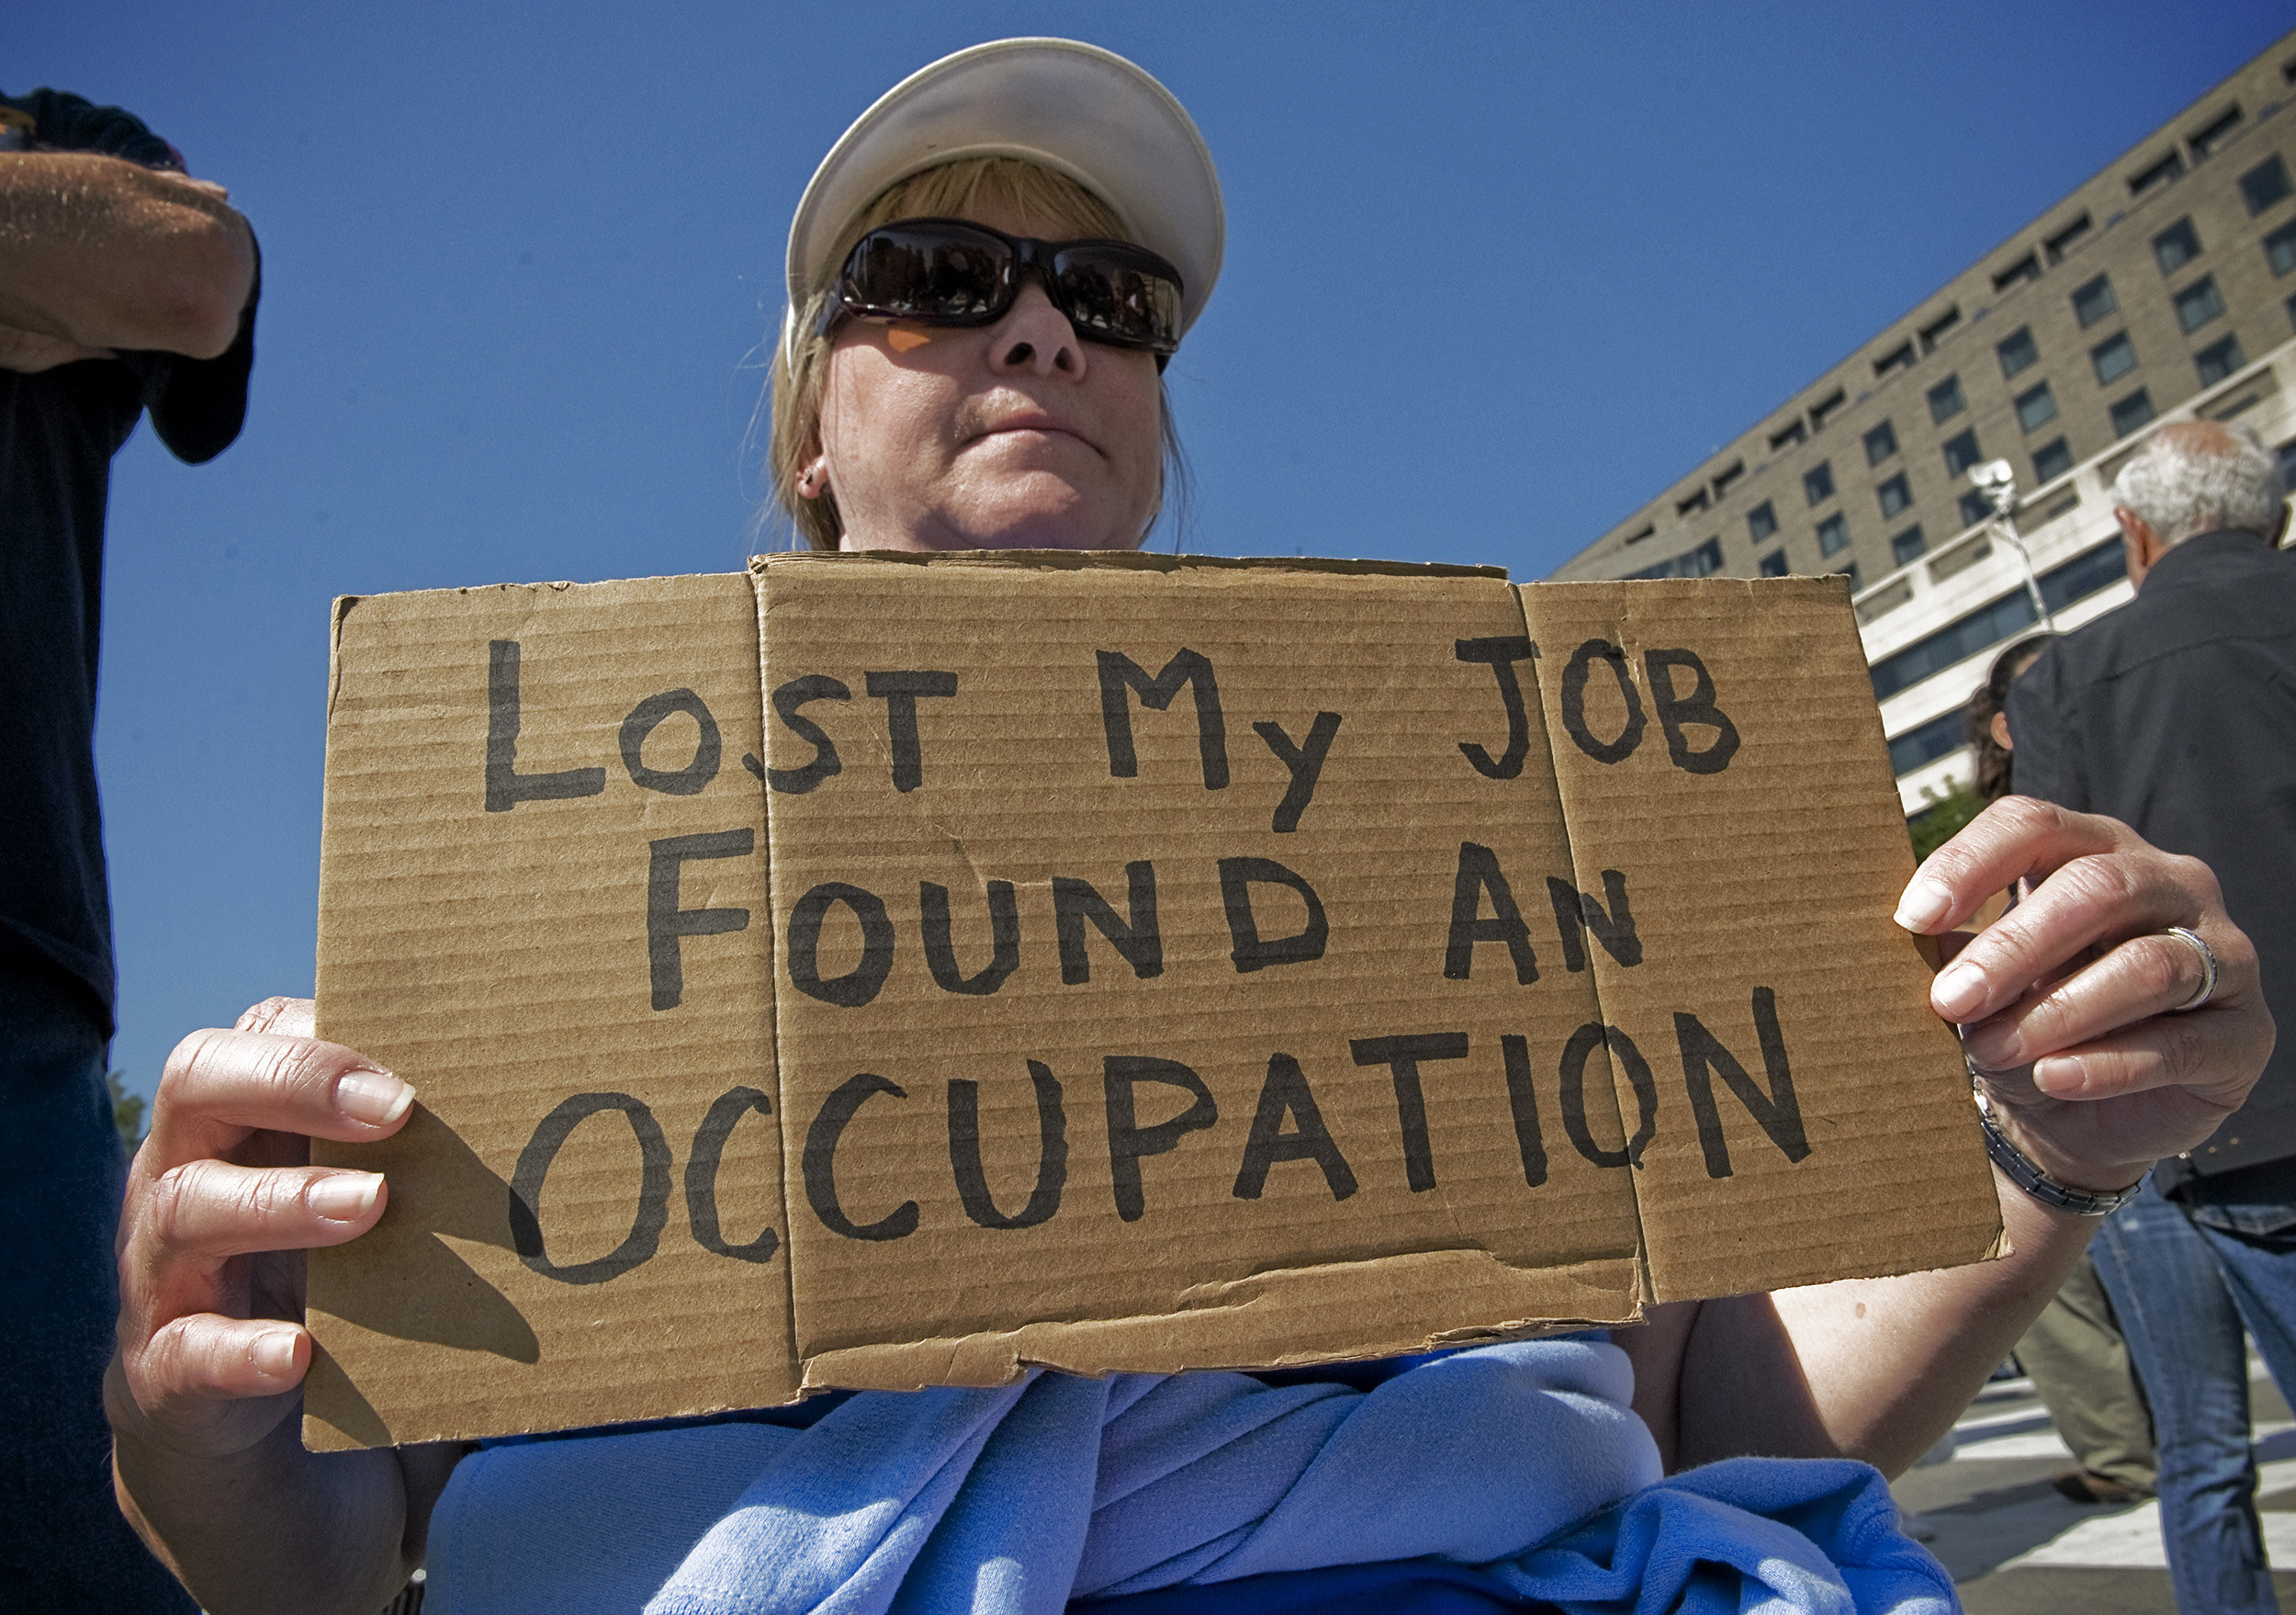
[768,155,1185,550]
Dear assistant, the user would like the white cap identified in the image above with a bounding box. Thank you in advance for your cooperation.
[783,39,1223,367]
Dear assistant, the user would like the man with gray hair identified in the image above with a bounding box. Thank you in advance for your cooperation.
[2010,419,2296,1614]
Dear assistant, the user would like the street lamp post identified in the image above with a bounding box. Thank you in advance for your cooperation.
[1970,459,2054,633]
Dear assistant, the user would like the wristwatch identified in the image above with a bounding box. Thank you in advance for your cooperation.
[1972,1084,2148,1216]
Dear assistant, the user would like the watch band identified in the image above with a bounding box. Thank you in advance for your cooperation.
[1973,1088,2147,1216]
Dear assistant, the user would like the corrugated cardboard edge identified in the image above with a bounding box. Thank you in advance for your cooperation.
[306,594,358,1451]
[748,548,1509,581]
[751,569,808,1408]
[1498,580,1665,1308]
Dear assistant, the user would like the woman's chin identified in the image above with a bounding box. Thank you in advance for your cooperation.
[946,492,1146,552]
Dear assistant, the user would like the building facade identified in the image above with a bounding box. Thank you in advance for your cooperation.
[1548,31,2296,814]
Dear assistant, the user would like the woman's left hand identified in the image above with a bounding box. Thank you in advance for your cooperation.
[1895,795,2275,1193]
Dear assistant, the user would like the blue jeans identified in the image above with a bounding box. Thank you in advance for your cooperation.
[0,964,196,1612]
[2093,1174,2296,1615]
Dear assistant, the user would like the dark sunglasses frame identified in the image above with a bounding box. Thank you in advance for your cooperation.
[818,218,1185,360]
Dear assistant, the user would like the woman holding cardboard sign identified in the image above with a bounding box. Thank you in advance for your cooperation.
[107,40,2273,1615]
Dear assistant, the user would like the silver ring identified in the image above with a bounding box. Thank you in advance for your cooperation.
[2162,926,2220,1013]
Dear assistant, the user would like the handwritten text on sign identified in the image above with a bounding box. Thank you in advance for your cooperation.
[485,631,1805,1284]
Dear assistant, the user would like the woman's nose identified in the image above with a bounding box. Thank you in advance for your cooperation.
[987,280,1086,378]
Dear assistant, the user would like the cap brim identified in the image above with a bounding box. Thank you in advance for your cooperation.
[787,39,1223,344]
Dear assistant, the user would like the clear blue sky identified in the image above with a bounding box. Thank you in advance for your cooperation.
[17,0,2290,1104]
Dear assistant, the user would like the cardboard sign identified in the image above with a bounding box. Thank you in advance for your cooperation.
[305,552,2000,1451]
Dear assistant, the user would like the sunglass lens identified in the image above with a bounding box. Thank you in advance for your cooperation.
[1052,250,1181,353]
[846,227,1007,320]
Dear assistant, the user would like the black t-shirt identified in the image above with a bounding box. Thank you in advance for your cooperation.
[2008,530,2296,1191]
[0,311,256,1032]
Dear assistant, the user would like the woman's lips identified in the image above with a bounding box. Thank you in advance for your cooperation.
[974,414,1097,452]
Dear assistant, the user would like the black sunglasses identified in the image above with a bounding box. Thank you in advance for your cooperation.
[819,218,1185,360]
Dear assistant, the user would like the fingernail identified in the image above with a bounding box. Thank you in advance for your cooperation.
[335,1068,413,1126]
[308,1172,383,1223]
[253,1327,301,1379]
[1894,877,1953,933]
[2032,1056,2086,1098]
[1933,960,1988,1021]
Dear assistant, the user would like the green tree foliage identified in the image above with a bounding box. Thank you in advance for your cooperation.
[107,1069,147,1155]
[1908,780,1986,863]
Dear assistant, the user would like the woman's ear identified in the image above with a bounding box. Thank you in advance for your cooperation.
[795,453,829,500]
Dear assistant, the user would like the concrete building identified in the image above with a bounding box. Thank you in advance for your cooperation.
[1548,30,2296,816]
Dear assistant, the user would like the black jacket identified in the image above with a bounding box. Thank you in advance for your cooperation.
[2009,529,2296,1189]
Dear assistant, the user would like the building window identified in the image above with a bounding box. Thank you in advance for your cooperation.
[1817,513,1850,556]
[2174,276,2226,333]
[2032,437,2074,483]
[1759,549,1789,578]
[1990,254,2040,294]
[1808,390,1847,431]
[1891,525,1928,567]
[1838,562,1863,593]
[1872,589,2041,698]
[2288,292,2296,333]
[2153,217,2202,275]
[1876,473,1913,518]
[1919,306,1961,353]
[2044,212,2092,264]
[1958,489,1994,528]
[2073,274,2118,328]
[1997,326,2040,379]
[1874,342,1916,379]
[2195,334,2246,386]
[1711,460,1744,497]
[1804,461,1836,506]
[1676,488,1710,516]
[1871,544,2127,702]
[2267,220,2296,277]
[2039,537,2130,614]
[1677,536,1724,578]
[2188,104,2243,158]
[2130,150,2185,197]
[2278,438,2296,491]
[1747,500,1777,543]
[2016,382,2059,434]
[1889,707,1972,777]
[1941,428,1982,477]
[1769,419,1806,450]
[1864,420,1898,465]
[1928,375,1966,424]
[2243,153,2292,216]
[2092,332,2137,385]
[2110,389,2155,438]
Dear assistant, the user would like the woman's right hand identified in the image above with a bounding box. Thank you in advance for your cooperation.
[107,996,440,1615]
[110,995,412,1456]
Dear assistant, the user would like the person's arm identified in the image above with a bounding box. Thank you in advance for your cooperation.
[1622,1169,2096,1475]
[0,150,253,361]
[107,998,466,1615]
[1621,796,2271,1477]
